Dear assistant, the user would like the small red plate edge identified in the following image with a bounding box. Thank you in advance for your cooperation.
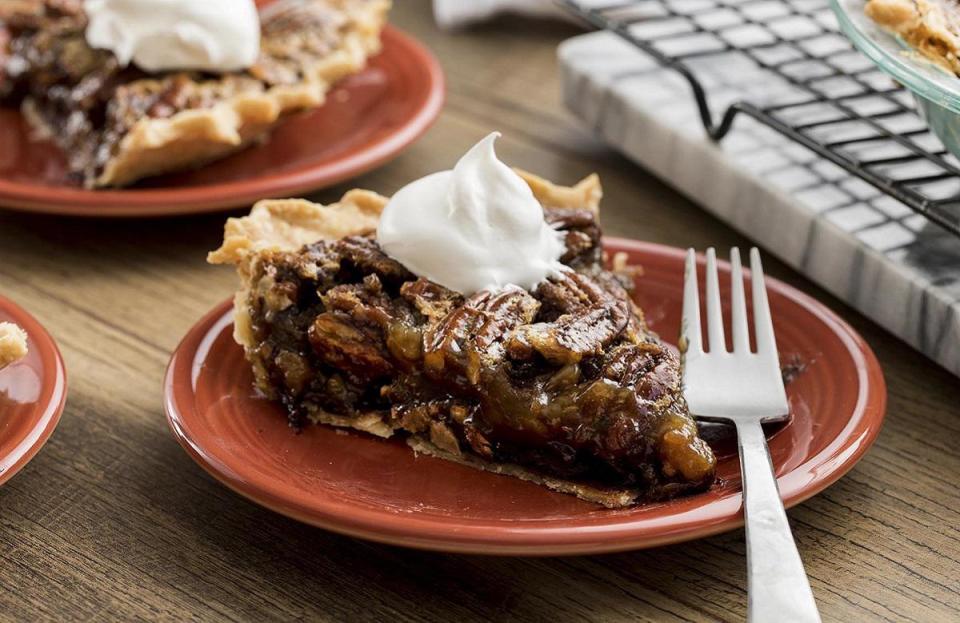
[0,297,68,486]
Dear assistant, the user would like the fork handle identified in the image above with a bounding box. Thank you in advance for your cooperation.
[736,420,821,623]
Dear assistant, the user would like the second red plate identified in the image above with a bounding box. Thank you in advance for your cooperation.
[0,26,444,217]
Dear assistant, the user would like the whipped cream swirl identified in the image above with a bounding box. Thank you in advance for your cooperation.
[84,0,261,73]
[377,133,566,295]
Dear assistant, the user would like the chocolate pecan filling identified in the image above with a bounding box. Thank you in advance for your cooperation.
[244,208,716,500]
[0,0,353,185]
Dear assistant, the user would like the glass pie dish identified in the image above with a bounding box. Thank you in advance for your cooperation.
[832,0,960,160]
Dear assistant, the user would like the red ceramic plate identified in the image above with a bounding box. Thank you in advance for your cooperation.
[164,240,886,555]
[0,26,444,217]
[0,297,67,486]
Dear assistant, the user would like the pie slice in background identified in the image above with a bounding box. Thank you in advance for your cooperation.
[0,0,389,188]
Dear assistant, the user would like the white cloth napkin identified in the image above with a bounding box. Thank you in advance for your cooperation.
[432,0,572,29]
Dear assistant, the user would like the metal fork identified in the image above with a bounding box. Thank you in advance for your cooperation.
[681,247,821,623]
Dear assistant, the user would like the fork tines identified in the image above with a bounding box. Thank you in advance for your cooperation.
[683,247,777,357]
[681,246,789,420]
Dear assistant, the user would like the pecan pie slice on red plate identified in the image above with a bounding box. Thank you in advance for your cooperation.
[0,0,389,188]
[209,135,717,508]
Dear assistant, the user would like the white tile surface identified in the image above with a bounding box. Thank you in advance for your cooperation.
[560,30,960,377]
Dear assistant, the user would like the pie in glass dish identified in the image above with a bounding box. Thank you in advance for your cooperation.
[0,322,28,369]
[0,0,389,188]
[209,151,717,508]
[865,0,960,74]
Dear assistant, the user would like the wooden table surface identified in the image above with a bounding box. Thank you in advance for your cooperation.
[1,3,958,621]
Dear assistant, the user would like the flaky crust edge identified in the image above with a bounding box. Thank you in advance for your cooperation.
[0,322,28,370]
[865,0,960,74]
[93,0,390,188]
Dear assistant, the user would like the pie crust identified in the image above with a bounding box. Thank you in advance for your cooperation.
[0,322,28,370]
[865,0,960,74]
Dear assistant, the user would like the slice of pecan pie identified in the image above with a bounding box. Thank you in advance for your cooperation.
[209,172,716,507]
[0,0,389,187]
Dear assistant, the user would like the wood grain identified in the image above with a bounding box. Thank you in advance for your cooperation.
[1,2,958,621]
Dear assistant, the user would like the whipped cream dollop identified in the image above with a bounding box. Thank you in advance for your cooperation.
[377,133,566,295]
[84,0,261,73]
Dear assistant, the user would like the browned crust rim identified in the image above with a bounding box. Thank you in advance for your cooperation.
[209,169,642,507]
[0,322,28,369]
[307,411,641,508]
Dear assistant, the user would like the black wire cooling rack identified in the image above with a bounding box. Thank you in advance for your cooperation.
[560,0,960,239]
